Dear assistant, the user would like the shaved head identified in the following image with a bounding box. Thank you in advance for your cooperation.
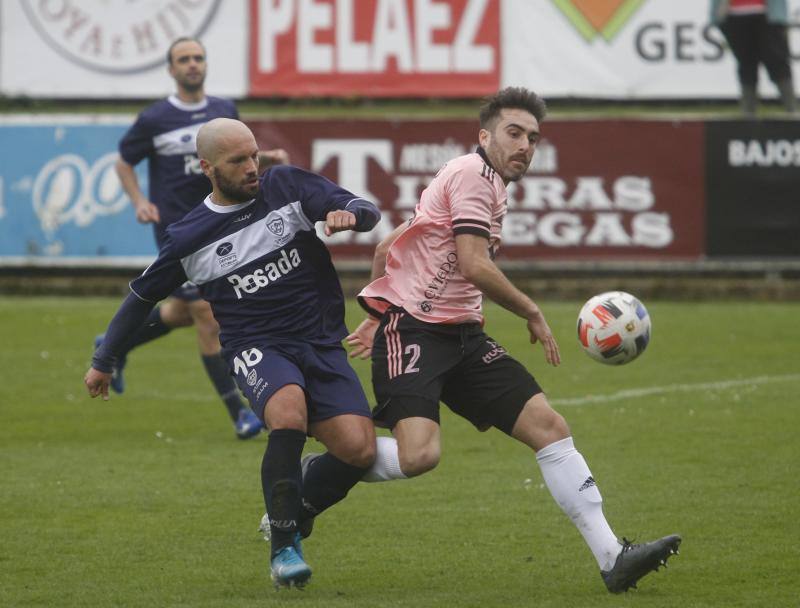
[197,118,257,164]
[197,118,261,204]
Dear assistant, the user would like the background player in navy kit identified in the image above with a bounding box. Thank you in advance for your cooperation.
[86,118,381,588]
[98,38,289,439]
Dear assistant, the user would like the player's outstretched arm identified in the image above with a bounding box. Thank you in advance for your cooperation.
[455,233,561,366]
[85,292,157,400]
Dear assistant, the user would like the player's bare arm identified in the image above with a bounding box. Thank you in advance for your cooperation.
[370,220,408,281]
[455,232,561,366]
[115,157,160,224]
[345,221,409,358]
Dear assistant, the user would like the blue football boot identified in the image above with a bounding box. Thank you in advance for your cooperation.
[270,544,311,589]
[234,408,263,439]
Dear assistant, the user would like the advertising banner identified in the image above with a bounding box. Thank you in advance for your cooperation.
[0,0,247,98]
[502,0,740,98]
[0,118,156,262]
[251,118,706,260]
[3,0,799,99]
[1,116,705,264]
[248,0,501,97]
[706,121,800,257]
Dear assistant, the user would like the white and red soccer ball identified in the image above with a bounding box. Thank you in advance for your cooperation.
[577,291,651,365]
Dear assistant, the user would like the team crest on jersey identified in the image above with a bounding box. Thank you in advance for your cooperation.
[215,242,237,269]
[266,217,285,236]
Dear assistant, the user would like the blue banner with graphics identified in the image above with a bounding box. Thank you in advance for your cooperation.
[0,119,157,261]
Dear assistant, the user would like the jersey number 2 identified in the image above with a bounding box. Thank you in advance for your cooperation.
[403,344,421,374]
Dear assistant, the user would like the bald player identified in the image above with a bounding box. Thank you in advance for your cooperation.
[97,37,289,440]
[86,118,382,589]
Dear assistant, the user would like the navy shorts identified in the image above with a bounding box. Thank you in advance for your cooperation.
[227,341,371,425]
[371,307,543,435]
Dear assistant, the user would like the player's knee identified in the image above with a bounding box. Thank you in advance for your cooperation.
[193,312,220,337]
[339,439,376,469]
[160,301,193,327]
[399,443,440,477]
[264,386,307,431]
[542,408,570,439]
[513,396,570,449]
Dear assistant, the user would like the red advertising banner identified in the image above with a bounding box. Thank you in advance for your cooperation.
[248,118,705,260]
[248,0,500,97]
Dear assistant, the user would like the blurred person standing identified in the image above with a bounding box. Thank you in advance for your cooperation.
[96,37,289,439]
[711,0,797,117]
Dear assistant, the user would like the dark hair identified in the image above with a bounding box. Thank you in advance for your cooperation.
[479,87,547,129]
[166,37,206,65]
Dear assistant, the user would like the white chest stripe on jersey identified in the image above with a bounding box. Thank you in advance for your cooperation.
[180,201,313,285]
[153,122,203,156]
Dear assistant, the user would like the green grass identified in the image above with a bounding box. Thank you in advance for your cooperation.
[1,297,798,607]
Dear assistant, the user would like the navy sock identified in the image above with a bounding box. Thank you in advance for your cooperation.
[300,452,370,522]
[201,353,246,422]
[122,306,172,356]
[262,429,306,557]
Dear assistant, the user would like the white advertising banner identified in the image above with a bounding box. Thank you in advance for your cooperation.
[503,0,800,99]
[1,0,799,99]
[0,0,248,98]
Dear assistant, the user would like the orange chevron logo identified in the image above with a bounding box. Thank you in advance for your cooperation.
[552,0,645,42]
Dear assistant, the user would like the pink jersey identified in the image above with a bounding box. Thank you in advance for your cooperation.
[359,149,507,324]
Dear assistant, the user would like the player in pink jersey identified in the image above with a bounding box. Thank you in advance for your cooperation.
[347,87,681,594]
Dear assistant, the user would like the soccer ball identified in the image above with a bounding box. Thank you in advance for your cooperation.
[577,291,651,365]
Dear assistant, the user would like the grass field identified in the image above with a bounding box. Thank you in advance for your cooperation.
[1,296,798,607]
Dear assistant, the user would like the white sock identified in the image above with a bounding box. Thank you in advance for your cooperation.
[536,436,621,571]
[362,436,407,482]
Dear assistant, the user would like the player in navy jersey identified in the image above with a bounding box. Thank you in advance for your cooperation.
[85,118,382,588]
[95,37,288,439]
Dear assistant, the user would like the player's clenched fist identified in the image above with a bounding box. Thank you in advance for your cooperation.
[324,210,357,235]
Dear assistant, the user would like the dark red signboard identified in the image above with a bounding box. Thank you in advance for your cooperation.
[248,119,706,260]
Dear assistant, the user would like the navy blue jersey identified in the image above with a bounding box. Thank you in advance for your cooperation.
[119,95,239,245]
[129,166,380,352]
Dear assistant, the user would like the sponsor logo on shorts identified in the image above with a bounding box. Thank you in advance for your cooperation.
[228,248,301,299]
[481,340,507,364]
[246,370,258,386]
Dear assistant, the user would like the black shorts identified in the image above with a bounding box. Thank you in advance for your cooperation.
[371,307,543,435]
